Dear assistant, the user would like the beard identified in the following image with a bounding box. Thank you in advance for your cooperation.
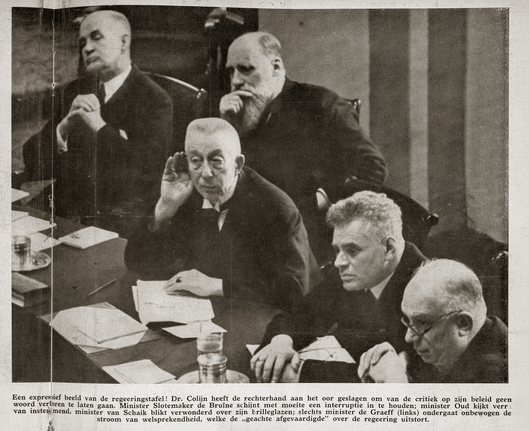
[228,93,270,138]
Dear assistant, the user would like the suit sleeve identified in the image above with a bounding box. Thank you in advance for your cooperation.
[299,360,360,383]
[124,211,189,279]
[262,205,321,311]
[258,270,344,352]
[96,80,173,201]
[319,94,388,201]
[23,84,74,182]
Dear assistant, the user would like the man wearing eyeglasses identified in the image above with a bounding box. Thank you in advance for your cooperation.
[251,191,426,383]
[357,259,508,383]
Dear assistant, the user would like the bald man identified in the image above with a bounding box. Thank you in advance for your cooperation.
[357,259,508,383]
[23,10,172,236]
[220,31,387,263]
[125,118,319,310]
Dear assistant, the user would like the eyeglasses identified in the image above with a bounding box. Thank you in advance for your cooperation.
[400,310,461,338]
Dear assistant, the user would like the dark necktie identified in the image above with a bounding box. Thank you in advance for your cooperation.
[201,208,220,238]
[96,83,106,105]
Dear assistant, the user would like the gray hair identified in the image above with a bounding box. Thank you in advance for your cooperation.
[185,118,241,154]
[81,10,131,37]
[413,259,487,318]
[326,191,404,243]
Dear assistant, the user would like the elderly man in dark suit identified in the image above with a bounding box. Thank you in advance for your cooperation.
[125,118,320,311]
[23,10,172,236]
[251,191,425,383]
[220,31,387,263]
[357,259,508,383]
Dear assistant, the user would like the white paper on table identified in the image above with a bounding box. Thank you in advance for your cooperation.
[163,320,226,339]
[246,336,355,364]
[298,336,355,363]
[51,306,147,349]
[11,188,29,202]
[246,344,259,356]
[103,360,175,384]
[28,232,61,251]
[11,210,28,222]
[59,226,119,249]
[135,280,214,324]
[12,216,56,236]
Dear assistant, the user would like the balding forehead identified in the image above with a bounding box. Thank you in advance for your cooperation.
[185,129,241,155]
[402,275,445,316]
[81,11,131,36]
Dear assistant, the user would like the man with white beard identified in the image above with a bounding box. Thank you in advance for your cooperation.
[220,31,387,263]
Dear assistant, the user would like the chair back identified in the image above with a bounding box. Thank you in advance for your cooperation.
[145,73,208,153]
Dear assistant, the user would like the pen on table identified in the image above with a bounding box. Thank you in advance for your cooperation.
[87,279,117,297]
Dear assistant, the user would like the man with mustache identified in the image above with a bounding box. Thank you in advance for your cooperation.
[357,259,508,383]
[23,10,172,236]
[125,118,319,311]
[220,32,387,263]
[251,191,425,382]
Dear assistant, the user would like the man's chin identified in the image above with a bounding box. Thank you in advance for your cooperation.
[198,188,221,201]
[341,279,362,291]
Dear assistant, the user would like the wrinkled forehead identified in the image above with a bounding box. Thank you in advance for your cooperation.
[332,217,378,245]
[185,130,239,157]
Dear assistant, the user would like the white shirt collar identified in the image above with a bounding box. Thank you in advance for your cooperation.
[101,64,132,103]
[367,271,395,300]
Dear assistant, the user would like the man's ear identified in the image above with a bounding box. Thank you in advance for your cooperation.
[121,34,131,52]
[235,154,245,174]
[271,57,284,76]
[384,236,397,261]
[455,312,474,335]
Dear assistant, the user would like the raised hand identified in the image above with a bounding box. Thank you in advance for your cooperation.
[219,90,254,117]
[153,152,194,228]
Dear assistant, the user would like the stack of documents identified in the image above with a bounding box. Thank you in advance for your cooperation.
[43,303,157,354]
[103,360,176,384]
[12,272,50,307]
[132,280,214,325]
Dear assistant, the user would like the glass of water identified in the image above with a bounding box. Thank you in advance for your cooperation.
[197,332,223,357]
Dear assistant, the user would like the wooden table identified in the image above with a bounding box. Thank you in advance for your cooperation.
[12,207,282,383]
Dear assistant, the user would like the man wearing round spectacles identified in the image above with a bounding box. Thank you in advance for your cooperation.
[357,259,507,383]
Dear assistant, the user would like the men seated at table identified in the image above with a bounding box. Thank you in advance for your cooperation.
[124,118,319,311]
[251,191,426,383]
[357,259,508,383]
[23,9,172,236]
[220,31,387,263]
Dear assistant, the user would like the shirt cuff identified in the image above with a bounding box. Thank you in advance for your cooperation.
[56,124,68,153]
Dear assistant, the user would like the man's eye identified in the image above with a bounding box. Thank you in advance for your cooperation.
[238,65,253,74]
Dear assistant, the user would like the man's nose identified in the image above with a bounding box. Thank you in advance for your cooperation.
[231,70,244,88]
[334,250,347,268]
[404,327,417,344]
[83,40,94,55]
[201,162,213,178]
